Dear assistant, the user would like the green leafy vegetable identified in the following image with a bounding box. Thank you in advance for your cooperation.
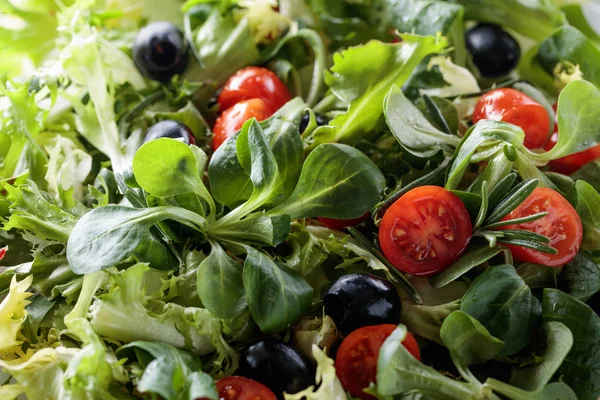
[559,251,600,302]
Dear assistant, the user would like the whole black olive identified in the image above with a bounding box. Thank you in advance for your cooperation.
[465,23,521,78]
[299,111,329,133]
[323,274,401,336]
[237,338,315,399]
[133,21,189,82]
[143,120,196,145]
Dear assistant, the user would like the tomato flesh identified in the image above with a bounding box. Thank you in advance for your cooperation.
[218,67,291,111]
[336,324,420,400]
[498,187,582,267]
[317,213,369,231]
[211,376,277,400]
[213,99,275,150]
[545,130,600,175]
[379,186,472,276]
[473,88,550,149]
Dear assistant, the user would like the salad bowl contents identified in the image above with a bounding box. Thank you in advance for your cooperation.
[1,1,600,400]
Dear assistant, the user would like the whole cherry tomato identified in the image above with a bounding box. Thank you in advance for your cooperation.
[210,376,277,400]
[335,324,420,400]
[545,129,600,175]
[213,99,274,150]
[379,186,472,276]
[317,213,370,231]
[473,88,551,149]
[0,246,6,262]
[498,187,582,267]
[218,67,292,111]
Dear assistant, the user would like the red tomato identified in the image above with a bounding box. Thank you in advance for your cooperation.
[379,186,472,276]
[317,213,369,231]
[473,88,551,149]
[211,376,277,400]
[0,246,6,262]
[335,324,420,400]
[545,129,600,175]
[213,99,275,150]
[498,187,582,267]
[218,67,292,111]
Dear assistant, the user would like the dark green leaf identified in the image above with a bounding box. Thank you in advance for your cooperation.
[516,263,558,289]
[542,289,600,400]
[575,180,600,252]
[509,322,573,391]
[197,242,246,319]
[401,301,460,344]
[22,294,56,344]
[485,179,538,224]
[441,310,504,366]
[559,252,600,302]
[461,265,541,356]
[243,248,313,333]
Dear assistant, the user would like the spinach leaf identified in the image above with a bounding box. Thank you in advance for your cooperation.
[509,322,573,392]
[243,248,313,333]
[377,325,476,399]
[208,98,305,208]
[388,0,466,65]
[401,301,460,345]
[197,241,246,319]
[67,206,207,274]
[448,0,566,40]
[384,85,460,158]
[574,180,600,252]
[133,139,215,215]
[210,214,291,247]
[559,252,600,302]
[484,380,578,400]
[440,310,504,366]
[460,265,541,356]
[313,35,447,146]
[269,144,385,220]
[542,289,600,400]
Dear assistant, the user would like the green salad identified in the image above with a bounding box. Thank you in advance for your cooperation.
[1,0,600,399]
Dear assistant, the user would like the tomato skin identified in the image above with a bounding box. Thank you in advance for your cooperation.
[207,377,277,400]
[379,186,472,276]
[473,88,550,149]
[218,67,292,111]
[498,187,582,267]
[0,246,6,262]
[213,99,274,150]
[335,324,420,400]
[545,130,600,175]
[317,213,369,231]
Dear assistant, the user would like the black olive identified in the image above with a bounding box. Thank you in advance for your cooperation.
[465,23,521,78]
[323,274,401,336]
[237,338,315,399]
[143,120,196,145]
[133,21,189,82]
[299,112,330,133]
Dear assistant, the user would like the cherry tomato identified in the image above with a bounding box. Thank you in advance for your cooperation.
[0,246,6,262]
[218,67,292,111]
[498,187,582,267]
[317,213,369,231]
[213,99,275,150]
[335,324,420,400]
[473,88,551,149]
[379,186,472,276]
[545,129,600,175]
[210,376,277,400]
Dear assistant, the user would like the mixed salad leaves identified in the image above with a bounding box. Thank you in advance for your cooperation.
[1,0,600,399]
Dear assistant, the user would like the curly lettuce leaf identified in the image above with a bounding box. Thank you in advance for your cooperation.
[0,275,33,359]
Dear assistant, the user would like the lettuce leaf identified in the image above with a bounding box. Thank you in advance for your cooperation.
[0,275,33,359]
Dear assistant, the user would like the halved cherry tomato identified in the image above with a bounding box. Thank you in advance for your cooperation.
[212,376,277,400]
[379,186,472,276]
[218,67,292,111]
[336,324,420,400]
[317,213,369,231]
[473,88,551,149]
[545,130,600,175]
[213,99,275,150]
[498,187,582,267]
[0,246,6,262]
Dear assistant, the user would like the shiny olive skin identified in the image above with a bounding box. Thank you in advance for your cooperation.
[133,22,189,82]
[237,338,315,399]
[323,274,401,336]
[143,120,196,145]
[299,112,329,133]
[465,24,520,78]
